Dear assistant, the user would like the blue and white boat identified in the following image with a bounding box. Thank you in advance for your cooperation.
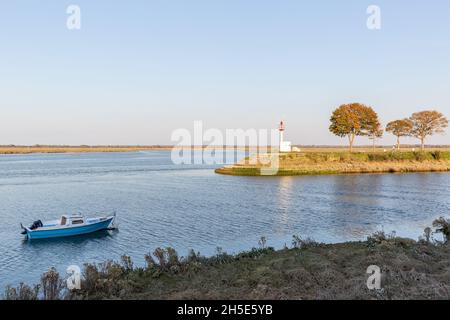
[21,213,116,240]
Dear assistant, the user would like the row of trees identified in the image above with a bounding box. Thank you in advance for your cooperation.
[329,103,448,152]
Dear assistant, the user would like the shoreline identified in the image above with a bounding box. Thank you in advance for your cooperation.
[215,151,450,176]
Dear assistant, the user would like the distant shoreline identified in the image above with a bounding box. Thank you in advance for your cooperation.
[0,146,174,155]
[0,146,254,154]
[2,145,450,155]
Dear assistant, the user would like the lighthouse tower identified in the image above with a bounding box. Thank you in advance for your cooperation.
[278,120,292,153]
[279,121,285,146]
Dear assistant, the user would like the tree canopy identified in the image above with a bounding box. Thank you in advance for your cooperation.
[386,119,413,149]
[329,103,380,152]
[409,111,448,150]
[366,111,383,150]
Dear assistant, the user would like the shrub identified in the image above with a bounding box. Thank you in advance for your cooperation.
[166,247,180,267]
[413,152,429,162]
[292,235,303,249]
[292,235,320,249]
[121,255,134,272]
[182,249,203,273]
[144,253,156,269]
[211,247,234,265]
[236,247,274,259]
[153,248,167,270]
[366,231,396,247]
[432,217,450,243]
[41,267,64,300]
[258,236,267,249]
[425,227,432,242]
[147,247,183,273]
[78,260,128,298]
[431,151,442,160]
[431,150,450,160]
[4,283,40,300]
[186,249,201,264]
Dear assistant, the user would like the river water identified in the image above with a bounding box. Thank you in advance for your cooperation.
[0,151,449,289]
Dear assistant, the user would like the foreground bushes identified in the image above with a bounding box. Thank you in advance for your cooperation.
[4,218,449,300]
[4,268,63,300]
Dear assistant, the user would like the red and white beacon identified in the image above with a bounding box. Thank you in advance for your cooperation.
[278,120,292,153]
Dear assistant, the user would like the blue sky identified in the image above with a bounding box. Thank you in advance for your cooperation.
[0,1,449,145]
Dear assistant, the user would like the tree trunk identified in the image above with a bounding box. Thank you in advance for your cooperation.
[397,136,400,150]
[421,137,425,151]
[348,134,355,153]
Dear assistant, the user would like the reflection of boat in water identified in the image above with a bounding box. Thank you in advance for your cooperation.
[21,213,117,240]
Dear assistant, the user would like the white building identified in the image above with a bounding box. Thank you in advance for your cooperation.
[279,120,292,153]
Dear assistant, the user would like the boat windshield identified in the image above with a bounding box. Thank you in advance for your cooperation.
[61,216,67,225]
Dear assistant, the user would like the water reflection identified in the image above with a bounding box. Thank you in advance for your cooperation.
[275,177,294,232]
[328,175,385,239]
[22,229,117,248]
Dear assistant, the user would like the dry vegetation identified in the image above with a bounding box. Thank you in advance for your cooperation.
[0,145,257,154]
[297,146,450,153]
[0,146,173,154]
[4,220,450,300]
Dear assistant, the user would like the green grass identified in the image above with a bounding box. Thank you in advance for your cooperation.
[293,151,450,162]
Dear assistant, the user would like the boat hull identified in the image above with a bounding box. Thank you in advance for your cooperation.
[25,217,114,240]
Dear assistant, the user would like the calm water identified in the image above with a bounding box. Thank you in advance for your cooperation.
[0,151,449,289]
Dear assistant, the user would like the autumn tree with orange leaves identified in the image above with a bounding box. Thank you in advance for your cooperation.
[409,111,448,150]
[386,119,413,150]
[329,103,380,152]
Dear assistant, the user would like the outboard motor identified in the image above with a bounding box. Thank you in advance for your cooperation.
[29,220,43,230]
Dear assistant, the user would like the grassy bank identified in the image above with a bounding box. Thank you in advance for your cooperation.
[215,150,450,176]
[4,219,450,300]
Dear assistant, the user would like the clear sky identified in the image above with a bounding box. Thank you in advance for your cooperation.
[1,1,449,146]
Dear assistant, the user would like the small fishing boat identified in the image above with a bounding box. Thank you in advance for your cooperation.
[21,213,116,240]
